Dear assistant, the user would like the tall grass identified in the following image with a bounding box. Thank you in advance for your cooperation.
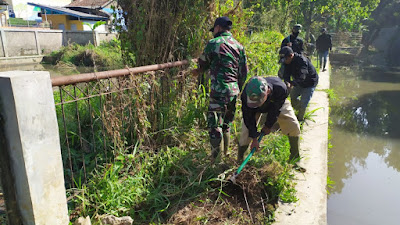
[43,39,125,70]
[69,130,296,224]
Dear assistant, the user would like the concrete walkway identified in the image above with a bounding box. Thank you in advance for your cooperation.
[274,61,330,225]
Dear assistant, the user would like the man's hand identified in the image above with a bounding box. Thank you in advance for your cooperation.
[261,126,271,135]
[250,137,259,151]
[285,81,293,92]
[191,68,200,77]
[287,42,292,47]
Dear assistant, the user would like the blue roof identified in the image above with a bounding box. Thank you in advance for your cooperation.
[27,2,108,21]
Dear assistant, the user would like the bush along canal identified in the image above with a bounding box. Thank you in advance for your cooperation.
[328,65,400,225]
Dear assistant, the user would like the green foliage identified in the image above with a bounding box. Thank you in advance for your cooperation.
[243,0,379,40]
[43,39,125,69]
[83,21,107,31]
[326,175,335,195]
[243,30,283,76]
[8,17,39,26]
[215,0,255,42]
[54,86,113,187]
[324,88,338,103]
[69,131,297,223]
[117,0,214,66]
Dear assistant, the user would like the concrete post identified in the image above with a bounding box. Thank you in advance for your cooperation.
[95,31,100,46]
[0,29,8,57]
[0,71,69,225]
[34,31,41,55]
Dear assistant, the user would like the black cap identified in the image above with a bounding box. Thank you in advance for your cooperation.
[278,46,294,63]
[209,16,232,32]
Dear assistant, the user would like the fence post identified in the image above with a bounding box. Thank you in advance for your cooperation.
[0,29,8,57]
[34,31,41,55]
[95,30,100,46]
[0,71,69,224]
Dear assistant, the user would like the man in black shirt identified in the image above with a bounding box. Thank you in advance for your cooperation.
[316,28,332,71]
[281,24,304,54]
[278,24,305,78]
[238,76,305,172]
[279,46,319,121]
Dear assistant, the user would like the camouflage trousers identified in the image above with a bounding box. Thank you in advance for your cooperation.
[207,95,237,139]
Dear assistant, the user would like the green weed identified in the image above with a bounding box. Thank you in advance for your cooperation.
[43,39,125,70]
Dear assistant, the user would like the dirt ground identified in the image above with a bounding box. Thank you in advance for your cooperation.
[168,162,283,225]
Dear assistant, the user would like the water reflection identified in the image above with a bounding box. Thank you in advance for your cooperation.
[328,66,400,225]
[359,67,400,83]
[332,90,400,139]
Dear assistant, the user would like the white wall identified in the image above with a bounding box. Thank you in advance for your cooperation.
[82,20,107,32]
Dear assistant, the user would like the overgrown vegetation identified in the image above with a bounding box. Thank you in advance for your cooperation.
[39,0,381,224]
[70,131,296,224]
[42,39,124,71]
[60,60,297,223]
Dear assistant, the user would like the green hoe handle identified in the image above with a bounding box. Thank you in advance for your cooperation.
[236,133,265,175]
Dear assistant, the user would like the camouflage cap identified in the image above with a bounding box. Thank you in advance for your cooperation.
[246,76,269,108]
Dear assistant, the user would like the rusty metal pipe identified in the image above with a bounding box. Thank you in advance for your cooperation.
[51,60,191,86]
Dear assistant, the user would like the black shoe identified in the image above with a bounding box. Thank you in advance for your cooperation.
[322,68,326,72]
[293,163,306,173]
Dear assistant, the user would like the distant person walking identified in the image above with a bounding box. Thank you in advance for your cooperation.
[306,33,316,56]
[281,24,304,54]
[278,24,304,78]
[192,16,248,161]
[316,28,332,72]
[279,46,319,121]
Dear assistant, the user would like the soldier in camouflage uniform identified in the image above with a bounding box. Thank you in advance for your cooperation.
[192,16,248,160]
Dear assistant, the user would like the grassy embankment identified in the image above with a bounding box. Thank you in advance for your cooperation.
[52,31,310,224]
[42,39,125,71]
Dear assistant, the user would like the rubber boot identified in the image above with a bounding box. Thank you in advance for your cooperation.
[288,136,306,173]
[288,136,300,161]
[210,138,222,161]
[223,131,230,156]
[297,107,307,122]
[237,145,248,164]
[323,61,327,71]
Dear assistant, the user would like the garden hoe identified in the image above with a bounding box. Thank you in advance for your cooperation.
[229,133,265,184]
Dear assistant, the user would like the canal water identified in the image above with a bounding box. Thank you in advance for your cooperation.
[328,65,400,225]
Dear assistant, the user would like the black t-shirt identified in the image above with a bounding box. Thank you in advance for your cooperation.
[283,53,319,88]
[241,77,288,138]
[281,35,304,54]
[316,33,332,52]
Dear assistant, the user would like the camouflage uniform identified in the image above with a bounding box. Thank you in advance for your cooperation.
[198,31,248,140]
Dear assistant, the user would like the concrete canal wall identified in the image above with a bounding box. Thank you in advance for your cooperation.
[274,60,330,224]
[0,28,117,59]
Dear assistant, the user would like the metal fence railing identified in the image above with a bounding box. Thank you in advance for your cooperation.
[51,60,205,189]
